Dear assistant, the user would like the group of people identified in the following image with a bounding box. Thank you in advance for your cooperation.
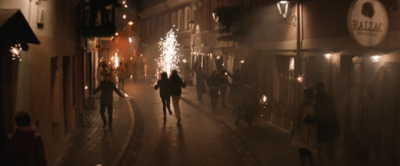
[196,68,257,125]
[154,70,186,124]
[195,70,230,111]
[291,82,340,166]
[96,60,146,91]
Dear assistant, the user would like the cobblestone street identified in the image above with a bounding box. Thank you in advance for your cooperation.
[119,81,259,166]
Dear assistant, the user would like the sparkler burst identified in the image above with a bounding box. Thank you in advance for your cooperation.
[10,44,22,61]
[156,29,181,77]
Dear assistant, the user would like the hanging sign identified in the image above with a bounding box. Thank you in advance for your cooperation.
[347,0,388,47]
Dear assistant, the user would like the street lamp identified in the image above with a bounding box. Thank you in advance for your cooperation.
[371,55,381,63]
[212,11,219,22]
[277,0,290,19]
[277,0,296,26]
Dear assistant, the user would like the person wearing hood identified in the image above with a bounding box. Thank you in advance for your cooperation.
[5,112,47,166]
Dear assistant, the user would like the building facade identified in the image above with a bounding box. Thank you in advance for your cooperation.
[140,0,400,165]
[0,0,85,164]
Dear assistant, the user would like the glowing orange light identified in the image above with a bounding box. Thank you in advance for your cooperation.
[128,21,134,25]
[115,32,119,36]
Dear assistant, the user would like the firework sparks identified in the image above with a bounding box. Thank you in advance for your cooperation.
[156,29,181,77]
[114,52,119,68]
[10,44,22,61]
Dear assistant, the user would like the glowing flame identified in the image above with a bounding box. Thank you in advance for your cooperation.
[156,29,181,77]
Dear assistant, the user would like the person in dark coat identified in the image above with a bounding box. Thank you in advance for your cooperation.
[93,73,124,128]
[229,69,244,125]
[195,69,206,102]
[154,72,173,120]
[207,70,221,113]
[291,88,317,166]
[5,112,47,166]
[219,69,230,108]
[170,70,186,124]
[304,82,340,166]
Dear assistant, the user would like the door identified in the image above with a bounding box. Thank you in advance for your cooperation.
[378,64,400,166]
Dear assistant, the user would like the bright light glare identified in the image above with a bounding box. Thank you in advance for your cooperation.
[9,44,22,61]
[297,76,304,83]
[240,60,245,64]
[259,95,268,105]
[85,86,88,90]
[122,14,126,19]
[114,52,119,68]
[289,57,295,71]
[129,37,132,43]
[371,55,381,63]
[124,4,128,8]
[115,32,119,36]
[324,53,332,60]
[128,21,134,25]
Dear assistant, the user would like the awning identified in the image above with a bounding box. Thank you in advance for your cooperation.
[0,9,40,44]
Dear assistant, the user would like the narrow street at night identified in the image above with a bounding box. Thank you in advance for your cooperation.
[2,0,400,166]
[119,81,263,166]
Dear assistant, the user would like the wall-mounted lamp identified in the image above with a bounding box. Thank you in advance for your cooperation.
[189,20,195,31]
[371,55,381,63]
[324,53,332,60]
[212,11,219,22]
[277,0,296,26]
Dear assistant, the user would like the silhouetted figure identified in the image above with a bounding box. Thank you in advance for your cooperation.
[154,72,172,120]
[116,61,126,90]
[195,69,206,102]
[169,70,186,124]
[291,88,317,166]
[229,69,243,125]
[219,69,230,108]
[132,62,137,81]
[139,60,144,79]
[5,112,47,166]
[94,73,124,129]
[207,71,221,113]
[304,82,340,166]
[242,83,256,125]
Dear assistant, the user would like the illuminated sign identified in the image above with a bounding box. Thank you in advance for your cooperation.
[347,0,388,47]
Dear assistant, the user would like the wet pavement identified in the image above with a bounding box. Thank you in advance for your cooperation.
[53,80,363,166]
[53,93,134,166]
[119,82,258,166]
